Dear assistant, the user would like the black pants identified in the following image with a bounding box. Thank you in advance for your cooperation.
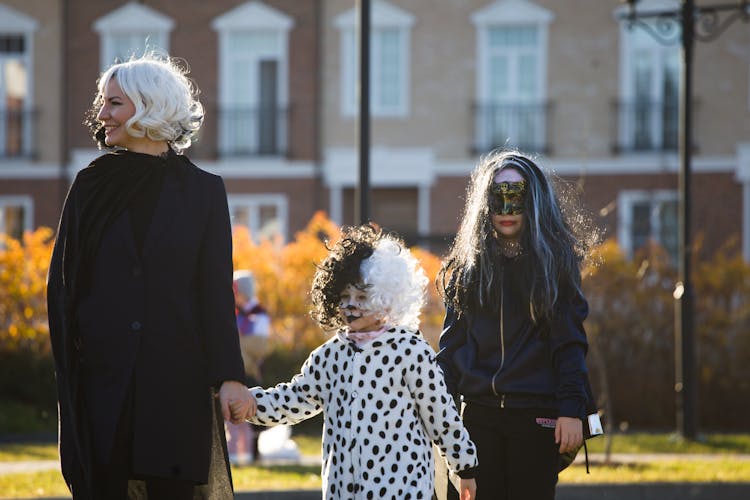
[89,386,195,500]
[448,403,559,500]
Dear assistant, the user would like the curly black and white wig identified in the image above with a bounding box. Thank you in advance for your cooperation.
[310,225,427,332]
[438,150,598,324]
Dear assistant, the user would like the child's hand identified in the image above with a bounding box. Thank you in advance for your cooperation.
[459,478,476,500]
[219,380,252,424]
[229,392,257,421]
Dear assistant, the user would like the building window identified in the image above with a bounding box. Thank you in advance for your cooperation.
[93,3,174,71]
[617,1,679,153]
[335,0,414,117]
[213,2,293,157]
[472,1,553,154]
[0,195,33,240]
[618,190,678,261]
[228,194,288,242]
[0,5,37,159]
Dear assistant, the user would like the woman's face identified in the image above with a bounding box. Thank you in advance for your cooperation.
[338,283,382,332]
[96,78,138,150]
[490,167,526,241]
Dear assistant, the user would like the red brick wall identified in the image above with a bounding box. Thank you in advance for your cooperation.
[1,179,67,230]
[223,177,323,237]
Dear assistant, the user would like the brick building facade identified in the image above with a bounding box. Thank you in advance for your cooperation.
[1,0,749,263]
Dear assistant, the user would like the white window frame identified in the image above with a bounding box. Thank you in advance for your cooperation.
[616,0,680,152]
[0,194,33,238]
[227,194,288,242]
[93,3,174,71]
[618,189,678,259]
[471,0,553,151]
[0,4,38,159]
[212,1,293,157]
[335,0,414,118]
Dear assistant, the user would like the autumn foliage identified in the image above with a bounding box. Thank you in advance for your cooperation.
[0,228,54,354]
[582,238,750,430]
[2,215,750,430]
[231,211,446,353]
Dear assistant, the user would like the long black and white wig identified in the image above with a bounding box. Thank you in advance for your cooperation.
[438,150,595,325]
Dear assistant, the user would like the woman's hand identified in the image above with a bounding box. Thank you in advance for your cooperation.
[459,478,476,500]
[555,416,583,453]
[218,380,254,424]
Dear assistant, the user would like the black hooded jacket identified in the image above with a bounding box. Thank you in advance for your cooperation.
[437,254,589,418]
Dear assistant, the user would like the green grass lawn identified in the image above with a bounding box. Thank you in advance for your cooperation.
[585,432,750,454]
[1,432,749,498]
[560,459,750,484]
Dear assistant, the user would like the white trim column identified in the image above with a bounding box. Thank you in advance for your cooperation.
[417,184,430,237]
[329,186,343,226]
[736,143,750,262]
[323,147,435,235]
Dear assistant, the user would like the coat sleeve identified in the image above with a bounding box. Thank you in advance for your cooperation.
[47,173,83,380]
[46,174,85,490]
[405,337,478,477]
[436,306,468,397]
[247,347,325,426]
[197,175,245,386]
[550,287,589,418]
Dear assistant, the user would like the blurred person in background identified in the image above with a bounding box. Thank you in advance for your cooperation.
[47,53,252,499]
[226,269,271,465]
[437,151,597,499]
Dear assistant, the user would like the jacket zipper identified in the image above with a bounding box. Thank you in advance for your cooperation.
[491,267,505,407]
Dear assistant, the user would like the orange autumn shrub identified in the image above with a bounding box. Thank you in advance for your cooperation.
[232,211,340,352]
[410,247,444,350]
[0,228,57,428]
[232,213,447,355]
[0,228,55,354]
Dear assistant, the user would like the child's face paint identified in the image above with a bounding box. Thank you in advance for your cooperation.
[338,283,382,332]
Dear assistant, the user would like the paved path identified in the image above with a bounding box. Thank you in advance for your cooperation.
[4,452,750,475]
[0,459,59,475]
[21,484,750,500]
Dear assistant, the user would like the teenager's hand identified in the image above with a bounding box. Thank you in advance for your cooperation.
[459,478,476,500]
[219,380,251,424]
[555,416,583,453]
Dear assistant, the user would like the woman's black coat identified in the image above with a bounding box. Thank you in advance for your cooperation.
[47,151,245,497]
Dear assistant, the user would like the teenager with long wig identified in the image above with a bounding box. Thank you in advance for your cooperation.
[437,150,598,499]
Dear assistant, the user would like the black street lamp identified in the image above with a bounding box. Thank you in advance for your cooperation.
[619,0,749,440]
[356,0,371,225]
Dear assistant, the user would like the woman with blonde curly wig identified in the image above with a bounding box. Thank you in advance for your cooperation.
[48,53,252,499]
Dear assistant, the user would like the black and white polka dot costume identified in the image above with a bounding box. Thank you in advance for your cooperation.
[248,327,477,499]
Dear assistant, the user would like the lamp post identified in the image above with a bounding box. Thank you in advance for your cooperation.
[356,0,371,225]
[619,0,749,440]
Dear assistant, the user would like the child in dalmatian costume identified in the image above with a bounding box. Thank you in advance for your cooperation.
[235,225,478,499]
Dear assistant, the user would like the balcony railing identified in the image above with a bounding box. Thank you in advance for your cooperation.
[0,108,35,159]
[611,99,697,154]
[472,101,552,155]
[217,106,289,157]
